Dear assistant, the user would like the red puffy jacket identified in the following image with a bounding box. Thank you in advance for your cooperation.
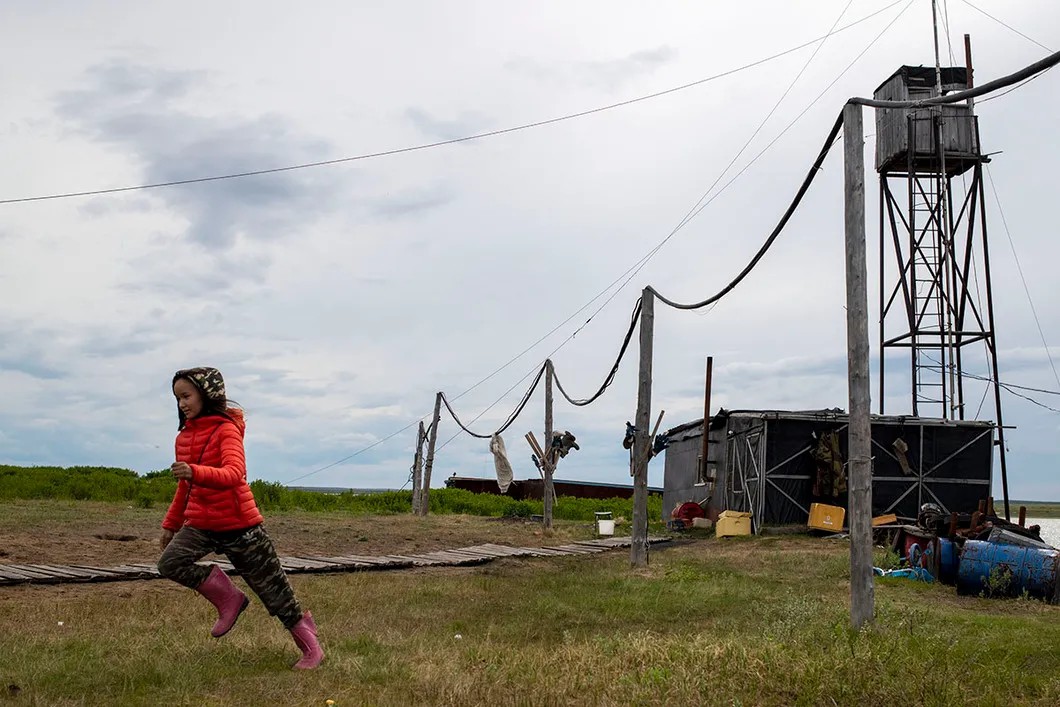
[162,409,264,532]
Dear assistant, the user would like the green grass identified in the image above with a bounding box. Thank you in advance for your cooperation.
[0,465,661,521]
[1,531,1058,705]
[1014,501,1060,519]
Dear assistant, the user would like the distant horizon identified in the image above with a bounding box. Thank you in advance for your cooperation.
[288,483,1060,506]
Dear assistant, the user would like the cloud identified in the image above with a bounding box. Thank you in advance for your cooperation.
[0,320,68,380]
[370,188,454,219]
[717,354,847,379]
[54,61,350,250]
[77,325,169,359]
[0,355,66,381]
[404,107,492,141]
[508,45,678,91]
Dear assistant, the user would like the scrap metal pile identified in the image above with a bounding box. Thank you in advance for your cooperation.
[874,500,1059,603]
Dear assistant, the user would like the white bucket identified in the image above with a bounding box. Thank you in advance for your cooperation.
[597,519,616,536]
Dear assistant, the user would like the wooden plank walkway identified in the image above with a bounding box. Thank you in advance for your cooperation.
[0,535,670,587]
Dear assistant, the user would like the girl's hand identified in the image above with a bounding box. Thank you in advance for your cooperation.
[160,529,175,551]
[171,462,193,481]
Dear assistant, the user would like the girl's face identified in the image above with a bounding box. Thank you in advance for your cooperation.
[173,378,205,420]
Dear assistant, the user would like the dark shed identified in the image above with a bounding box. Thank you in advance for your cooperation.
[663,409,993,530]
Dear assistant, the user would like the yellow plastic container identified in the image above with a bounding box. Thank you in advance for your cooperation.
[808,502,846,531]
[715,510,752,538]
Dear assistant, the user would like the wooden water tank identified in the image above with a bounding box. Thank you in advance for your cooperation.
[874,66,979,175]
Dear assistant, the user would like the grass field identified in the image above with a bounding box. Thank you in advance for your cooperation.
[1014,501,1060,519]
[1,500,1058,705]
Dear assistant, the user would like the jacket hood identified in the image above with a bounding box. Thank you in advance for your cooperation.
[185,408,246,437]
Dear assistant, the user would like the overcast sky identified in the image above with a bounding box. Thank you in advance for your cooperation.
[1,1,1057,502]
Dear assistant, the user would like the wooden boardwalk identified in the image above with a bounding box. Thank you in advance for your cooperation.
[0,535,670,587]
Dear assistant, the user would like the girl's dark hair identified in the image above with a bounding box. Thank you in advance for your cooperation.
[172,373,241,430]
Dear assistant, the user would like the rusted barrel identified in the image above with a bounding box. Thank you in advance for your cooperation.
[956,540,1060,602]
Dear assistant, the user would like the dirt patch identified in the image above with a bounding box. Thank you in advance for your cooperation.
[0,500,601,567]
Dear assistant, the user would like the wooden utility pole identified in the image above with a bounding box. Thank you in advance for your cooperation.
[843,102,875,628]
[411,421,426,514]
[543,360,555,531]
[630,288,654,568]
[418,393,442,517]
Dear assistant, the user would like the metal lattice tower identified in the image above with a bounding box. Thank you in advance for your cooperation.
[873,64,1009,502]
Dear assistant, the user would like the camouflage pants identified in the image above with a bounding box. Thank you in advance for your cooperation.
[158,524,303,629]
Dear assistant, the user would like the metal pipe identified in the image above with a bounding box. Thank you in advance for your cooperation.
[700,356,714,485]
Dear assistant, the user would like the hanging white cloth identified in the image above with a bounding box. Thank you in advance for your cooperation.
[489,434,514,493]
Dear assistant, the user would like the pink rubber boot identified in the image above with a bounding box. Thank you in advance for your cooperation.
[195,565,249,638]
[289,611,324,669]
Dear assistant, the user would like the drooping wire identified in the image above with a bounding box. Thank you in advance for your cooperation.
[436,297,643,445]
[646,0,915,309]
[283,1,1047,485]
[0,1,909,207]
[546,0,910,321]
[647,111,844,310]
[439,362,548,440]
[280,0,913,481]
[421,2,896,451]
[552,298,643,406]
[661,0,857,243]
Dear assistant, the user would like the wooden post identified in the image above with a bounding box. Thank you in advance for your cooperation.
[418,393,442,517]
[844,102,874,628]
[543,360,555,531]
[411,421,426,514]
[630,288,654,568]
[699,356,714,484]
[1018,505,1026,527]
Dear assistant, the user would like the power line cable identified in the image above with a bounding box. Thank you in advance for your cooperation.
[941,0,958,64]
[279,0,912,481]
[287,39,1060,483]
[849,49,1060,108]
[643,0,914,311]
[282,45,1060,486]
[922,360,1060,413]
[440,363,548,439]
[984,165,1060,391]
[552,298,643,406]
[647,111,845,310]
[436,297,643,449]
[976,66,1053,104]
[0,1,908,206]
[662,0,857,240]
[557,0,911,319]
[429,1,877,445]
[957,0,1054,52]
[283,420,423,484]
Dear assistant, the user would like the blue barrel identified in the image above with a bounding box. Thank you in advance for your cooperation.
[957,540,1060,602]
[937,538,958,585]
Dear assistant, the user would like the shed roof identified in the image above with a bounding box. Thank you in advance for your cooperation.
[874,65,969,95]
[664,407,994,439]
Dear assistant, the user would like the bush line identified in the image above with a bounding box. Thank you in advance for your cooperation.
[0,465,660,521]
